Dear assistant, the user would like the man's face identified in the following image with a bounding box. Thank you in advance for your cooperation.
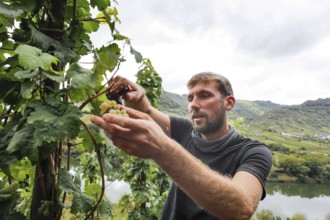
[187,81,226,135]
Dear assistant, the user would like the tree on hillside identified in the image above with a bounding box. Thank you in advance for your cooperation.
[0,0,167,219]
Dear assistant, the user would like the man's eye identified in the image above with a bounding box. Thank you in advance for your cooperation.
[200,94,210,99]
[187,96,193,102]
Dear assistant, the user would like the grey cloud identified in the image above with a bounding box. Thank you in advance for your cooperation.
[149,0,216,33]
[217,1,330,57]
[118,0,217,33]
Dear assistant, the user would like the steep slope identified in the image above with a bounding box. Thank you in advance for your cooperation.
[251,98,330,136]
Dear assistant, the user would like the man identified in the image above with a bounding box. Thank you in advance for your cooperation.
[91,72,272,219]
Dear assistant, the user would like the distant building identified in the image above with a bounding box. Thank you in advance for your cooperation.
[315,133,330,140]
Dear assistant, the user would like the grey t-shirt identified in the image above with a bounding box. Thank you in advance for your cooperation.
[161,117,272,220]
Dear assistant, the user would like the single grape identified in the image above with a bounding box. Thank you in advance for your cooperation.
[109,109,118,114]
[100,102,108,111]
[38,207,43,214]
[43,209,50,217]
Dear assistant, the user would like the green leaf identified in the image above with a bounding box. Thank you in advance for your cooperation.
[95,43,121,72]
[66,63,98,89]
[14,70,39,80]
[53,47,78,66]
[20,80,34,99]
[79,127,103,152]
[84,183,101,198]
[28,24,63,52]
[82,20,99,33]
[136,59,162,107]
[90,0,110,11]
[15,45,59,71]
[68,22,92,56]
[0,2,24,18]
[0,15,13,31]
[42,71,65,83]
[6,124,38,163]
[0,120,18,168]
[98,199,114,219]
[0,39,15,62]
[27,97,82,142]
[114,34,128,41]
[71,192,95,214]
[130,46,143,63]
[58,168,80,194]
[67,87,92,102]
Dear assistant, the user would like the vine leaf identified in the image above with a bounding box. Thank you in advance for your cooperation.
[66,63,99,89]
[90,0,110,11]
[130,46,143,63]
[42,71,65,83]
[58,168,80,194]
[98,199,114,218]
[71,192,95,214]
[14,70,39,80]
[58,169,95,214]
[95,43,121,72]
[27,97,82,142]
[82,20,99,33]
[0,2,24,18]
[28,24,61,50]
[15,44,59,71]
[20,80,35,99]
[6,124,38,163]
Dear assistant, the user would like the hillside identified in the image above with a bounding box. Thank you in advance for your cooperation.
[158,91,189,118]
[229,100,282,121]
[157,91,330,138]
[253,98,330,136]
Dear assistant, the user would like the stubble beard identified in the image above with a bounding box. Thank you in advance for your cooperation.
[192,106,226,135]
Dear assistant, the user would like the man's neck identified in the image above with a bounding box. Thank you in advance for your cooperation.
[201,124,230,141]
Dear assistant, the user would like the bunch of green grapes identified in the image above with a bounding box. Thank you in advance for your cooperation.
[37,200,53,217]
[100,100,129,117]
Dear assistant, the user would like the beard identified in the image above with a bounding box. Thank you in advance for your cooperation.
[192,105,226,135]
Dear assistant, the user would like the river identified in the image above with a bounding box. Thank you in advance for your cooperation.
[255,182,330,220]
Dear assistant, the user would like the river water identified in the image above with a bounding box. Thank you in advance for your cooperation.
[255,182,330,220]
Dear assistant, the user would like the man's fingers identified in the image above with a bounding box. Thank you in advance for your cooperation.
[91,115,106,128]
[120,106,149,120]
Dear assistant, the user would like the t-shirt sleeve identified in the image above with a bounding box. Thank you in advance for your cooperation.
[237,145,273,200]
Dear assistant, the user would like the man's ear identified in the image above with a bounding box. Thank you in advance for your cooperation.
[225,95,235,111]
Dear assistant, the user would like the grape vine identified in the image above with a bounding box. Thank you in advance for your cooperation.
[0,0,168,219]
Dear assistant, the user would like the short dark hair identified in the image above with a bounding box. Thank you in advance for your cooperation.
[187,72,234,97]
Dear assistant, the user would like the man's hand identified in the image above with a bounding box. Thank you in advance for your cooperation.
[107,75,171,135]
[91,106,168,160]
[108,76,148,112]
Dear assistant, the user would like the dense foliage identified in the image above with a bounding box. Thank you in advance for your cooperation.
[0,0,168,219]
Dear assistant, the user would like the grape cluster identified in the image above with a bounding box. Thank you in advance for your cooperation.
[37,200,52,217]
[100,100,129,117]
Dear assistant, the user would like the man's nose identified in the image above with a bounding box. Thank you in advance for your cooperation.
[189,98,200,111]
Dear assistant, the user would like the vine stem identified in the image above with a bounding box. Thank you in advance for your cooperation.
[49,154,56,202]
[80,120,106,220]
[60,143,71,207]
[37,164,47,200]
[78,60,122,110]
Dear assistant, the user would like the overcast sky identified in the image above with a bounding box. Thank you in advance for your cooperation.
[91,0,330,105]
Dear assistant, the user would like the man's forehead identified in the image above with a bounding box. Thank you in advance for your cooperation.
[188,81,218,93]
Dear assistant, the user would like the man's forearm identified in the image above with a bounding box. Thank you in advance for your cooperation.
[154,138,256,220]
